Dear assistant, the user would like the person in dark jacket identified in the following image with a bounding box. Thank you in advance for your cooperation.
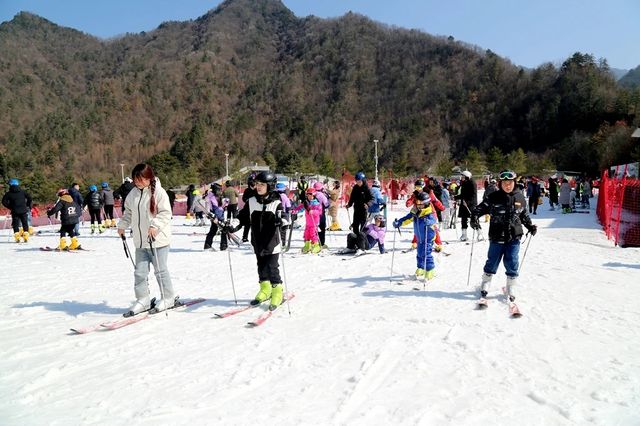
[2,178,32,242]
[68,183,84,236]
[185,184,196,220]
[470,170,537,305]
[226,171,286,310]
[83,185,104,234]
[346,171,373,233]
[100,182,116,227]
[427,177,443,223]
[47,189,82,250]
[223,180,239,219]
[241,174,257,242]
[455,170,477,241]
[114,177,135,214]
[526,177,541,215]
[548,176,559,211]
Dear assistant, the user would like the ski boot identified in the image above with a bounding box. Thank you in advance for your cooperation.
[311,242,321,254]
[460,229,468,241]
[57,237,68,251]
[415,268,426,279]
[153,298,175,312]
[126,297,151,316]
[69,237,81,250]
[302,241,311,254]
[90,224,96,234]
[269,283,283,311]
[424,269,435,280]
[14,231,21,243]
[250,281,272,306]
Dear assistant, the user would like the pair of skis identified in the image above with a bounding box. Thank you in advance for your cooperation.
[214,292,295,327]
[477,287,522,318]
[40,246,91,252]
[69,298,205,334]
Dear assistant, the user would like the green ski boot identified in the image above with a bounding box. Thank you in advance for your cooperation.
[269,283,283,311]
[302,241,311,254]
[250,281,272,306]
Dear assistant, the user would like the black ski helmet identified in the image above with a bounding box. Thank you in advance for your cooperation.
[414,178,425,188]
[415,191,431,203]
[255,171,277,191]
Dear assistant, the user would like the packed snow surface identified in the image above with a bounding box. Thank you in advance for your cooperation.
[1,200,639,425]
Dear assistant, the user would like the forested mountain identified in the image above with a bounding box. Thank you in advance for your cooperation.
[619,66,640,88]
[0,0,638,200]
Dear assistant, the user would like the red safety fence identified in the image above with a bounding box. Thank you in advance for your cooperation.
[597,165,640,247]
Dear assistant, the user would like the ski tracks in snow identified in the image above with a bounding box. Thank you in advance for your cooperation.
[333,341,400,424]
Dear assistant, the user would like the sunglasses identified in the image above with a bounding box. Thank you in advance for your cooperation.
[499,171,517,180]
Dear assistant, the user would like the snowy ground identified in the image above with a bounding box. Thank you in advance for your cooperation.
[1,198,639,426]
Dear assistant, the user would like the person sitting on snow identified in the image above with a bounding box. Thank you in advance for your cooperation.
[338,214,387,255]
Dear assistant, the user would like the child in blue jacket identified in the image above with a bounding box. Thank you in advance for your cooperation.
[393,191,437,280]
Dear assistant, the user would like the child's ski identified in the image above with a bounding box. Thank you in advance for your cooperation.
[214,301,266,318]
[476,298,488,310]
[246,293,295,327]
[502,287,522,318]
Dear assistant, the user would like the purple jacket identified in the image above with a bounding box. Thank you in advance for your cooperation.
[279,193,291,212]
[364,223,386,245]
[315,191,330,210]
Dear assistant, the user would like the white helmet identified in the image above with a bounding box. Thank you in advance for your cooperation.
[372,179,381,188]
[462,170,472,179]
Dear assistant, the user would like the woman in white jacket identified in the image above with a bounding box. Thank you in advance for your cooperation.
[117,163,175,314]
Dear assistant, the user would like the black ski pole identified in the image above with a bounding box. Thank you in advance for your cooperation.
[120,234,135,268]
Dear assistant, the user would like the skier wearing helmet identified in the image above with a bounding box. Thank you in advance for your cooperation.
[227,171,288,310]
[46,188,82,250]
[346,171,373,233]
[470,170,537,313]
[313,181,330,249]
[83,184,104,234]
[2,178,32,243]
[291,187,323,254]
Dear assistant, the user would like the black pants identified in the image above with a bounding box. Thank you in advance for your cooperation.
[89,209,102,224]
[528,197,539,214]
[318,211,326,246]
[226,204,238,220]
[347,232,369,251]
[11,213,29,233]
[351,209,367,233]
[256,254,281,284]
[59,223,77,238]
[242,223,251,241]
[104,205,114,220]
[205,222,228,250]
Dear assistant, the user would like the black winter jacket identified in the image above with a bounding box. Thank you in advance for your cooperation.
[346,183,373,213]
[2,186,32,215]
[47,195,81,225]
[84,190,102,210]
[236,191,283,256]
[114,181,134,203]
[456,178,477,218]
[472,188,534,243]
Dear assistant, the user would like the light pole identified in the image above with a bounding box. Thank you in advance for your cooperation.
[119,163,125,183]
[225,153,229,179]
[373,139,379,181]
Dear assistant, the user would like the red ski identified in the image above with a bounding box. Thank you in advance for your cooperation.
[246,293,295,327]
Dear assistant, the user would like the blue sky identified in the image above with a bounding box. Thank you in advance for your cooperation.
[1,0,638,70]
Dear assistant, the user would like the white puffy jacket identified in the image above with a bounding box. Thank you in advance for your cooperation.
[118,178,172,249]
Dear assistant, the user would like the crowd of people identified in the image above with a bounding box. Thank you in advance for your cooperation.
[6,165,603,314]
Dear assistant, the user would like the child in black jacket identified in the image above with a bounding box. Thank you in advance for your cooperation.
[228,172,286,310]
[47,189,82,250]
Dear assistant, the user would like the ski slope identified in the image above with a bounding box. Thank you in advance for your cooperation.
[1,200,639,425]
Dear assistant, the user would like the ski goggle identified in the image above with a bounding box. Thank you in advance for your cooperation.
[499,171,517,180]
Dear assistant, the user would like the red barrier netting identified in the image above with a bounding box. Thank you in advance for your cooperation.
[597,165,640,247]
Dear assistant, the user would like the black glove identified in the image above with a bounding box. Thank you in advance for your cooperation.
[527,224,537,236]
[380,203,386,211]
[290,212,298,222]
[470,216,481,230]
